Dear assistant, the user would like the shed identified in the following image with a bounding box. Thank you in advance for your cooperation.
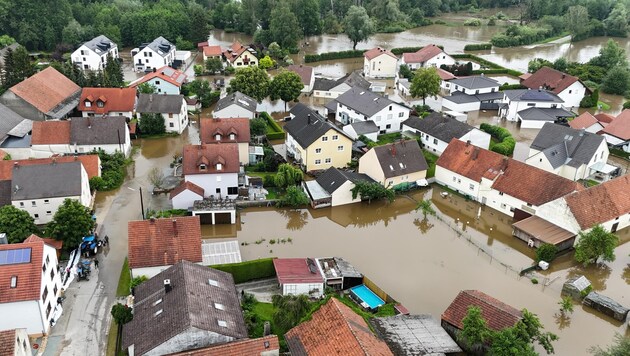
[273,258,324,297]
[562,275,591,300]
[583,292,629,322]
[512,215,576,251]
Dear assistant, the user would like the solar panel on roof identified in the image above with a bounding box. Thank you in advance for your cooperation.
[0,248,32,265]
[521,90,553,101]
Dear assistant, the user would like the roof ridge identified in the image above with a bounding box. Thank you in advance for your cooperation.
[331,299,370,355]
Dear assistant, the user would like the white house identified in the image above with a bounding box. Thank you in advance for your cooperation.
[71,35,118,71]
[400,44,455,70]
[0,236,62,337]
[499,89,567,122]
[342,121,379,141]
[273,258,325,298]
[136,94,189,134]
[334,87,410,134]
[515,107,575,129]
[359,140,428,189]
[170,181,204,210]
[0,328,33,355]
[202,45,223,62]
[601,109,630,152]
[363,47,398,79]
[11,161,92,224]
[223,41,258,68]
[402,113,490,156]
[212,92,257,120]
[131,37,176,72]
[448,75,499,95]
[286,65,315,93]
[521,66,589,109]
[568,112,607,134]
[304,167,374,208]
[313,71,371,99]
[129,66,187,95]
[526,122,611,181]
[182,143,240,199]
[78,87,136,117]
[441,76,502,113]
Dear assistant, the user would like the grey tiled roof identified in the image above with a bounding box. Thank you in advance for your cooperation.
[372,140,428,179]
[517,107,574,121]
[0,103,30,143]
[335,87,399,117]
[450,75,499,89]
[403,113,473,142]
[348,121,379,135]
[123,261,247,355]
[70,116,128,145]
[214,92,257,114]
[503,89,564,103]
[11,161,83,200]
[82,35,116,54]
[284,103,349,148]
[312,71,371,92]
[136,93,184,113]
[145,36,174,57]
[531,122,605,169]
[0,180,11,207]
[315,167,374,194]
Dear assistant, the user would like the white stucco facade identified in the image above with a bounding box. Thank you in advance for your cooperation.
[408,126,490,156]
[71,43,118,71]
[499,95,565,122]
[525,140,609,181]
[281,282,324,298]
[364,54,398,78]
[142,77,181,95]
[314,82,351,99]
[440,98,480,113]
[82,110,133,118]
[342,124,378,142]
[132,46,176,72]
[30,125,132,157]
[449,83,498,95]
[185,173,239,199]
[336,102,410,134]
[330,181,362,207]
[557,81,587,109]
[401,52,456,70]
[212,104,256,120]
[171,189,204,210]
[163,99,189,134]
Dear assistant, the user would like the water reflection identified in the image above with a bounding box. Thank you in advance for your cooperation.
[413,217,435,234]
[279,209,309,231]
[566,263,612,291]
[554,312,572,330]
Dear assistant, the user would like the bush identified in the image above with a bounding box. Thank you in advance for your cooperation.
[263,174,277,187]
[391,45,442,55]
[623,101,630,110]
[464,19,482,26]
[211,258,277,284]
[480,123,515,156]
[464,43,492,51]
[91,149,130,191]
[260,112,285,140]
[536,243,558,263]
[304,50,364,63]
[499,83,526,91]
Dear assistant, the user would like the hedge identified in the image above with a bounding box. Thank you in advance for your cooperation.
[211,258,277,284]
[464,43,492,51]
[499,83,526,91]
[304,50,364,63]
[480,123,515,156]
[261,111,285,140]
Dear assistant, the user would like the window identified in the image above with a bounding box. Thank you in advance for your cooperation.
[46,303,52,318]
[19,202,24,207]
[527,103,535,107]
[199,164,206,170]
[526,203,532,207]
[215,188,221,194]
[315,148,322,154]
[469,184,474,190]
[321,136,328,142]
[500,203,507,209]
[97,101,104,108]
[44,199,49,204]
[10,276,17,288]
[50,268,55,279]
[569,90,572,94]
[227,187,238,195]
[433,138,438,144]
[169,123,174,128]
[332,135,338,140]
[168,113,173,118]
[398,112,404,117]
[32,201,36,207]
[337,145,344,151]
[315,159,321,165]
[42,264,46,273]
[208,279,219,287]
[42,287,49,302]
[53,285,58,296]
[216,163,222,170]
[229,133,235,140]
[325,158,331,164]
[386,124,391,129]
[218,320,228,327]
[34,214,39,219]
[452,176,457,182]
[216,176,222,182]
[457,179,461,183]
[155,81,160,85]
[152,299,163,306]
[499,192,504,196]
[375,115,381,121]
[215,302,225,310]
[389,106,392,111]
[84,101,91,108]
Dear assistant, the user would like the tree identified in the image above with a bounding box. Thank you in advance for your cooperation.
[267,42,285,60]
[351,181,395,203]
[553,57,568,72]
[278,186,310,207]
[528,58,553,73]
[623,101,630,110]
[130,275,149,290]
[295,0,321,36]
[186,79,219,108]
[259,55,275,70]
[139,113,166,135]
[410,67,441,106]
[271,294,310,332]
[270,70,303,112]
[519,309,558,354]
[47,199,95,250]
[137,83,157,94]
[535,243,558,262]
[103,55,124,87]
[459,306,491,349]
[574,225,619,266]
[590,39,627,70]
[0,205,37,244]
[415,199,436,218]
[269,2,302,50]
[274,163,303,188]
[1,46,35,89]
[559,296,574,315]
[148,167,165,190]
[565,6,590,41]
[343,6,374,50]
[603,5,629,37]
[111,303,133,325]
[205,57,223,74]
[187,3,210,44]
[228,66,271,102]
[250,117,267,136]
[602,66,630,95]
[590,333,630,356]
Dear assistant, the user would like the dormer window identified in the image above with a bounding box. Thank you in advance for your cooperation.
[97,100,104,108]
[216,163,222,170]
[215,134,221,141]
[199,164,207,171]
[84,101,91,108]
[229,133,235,140]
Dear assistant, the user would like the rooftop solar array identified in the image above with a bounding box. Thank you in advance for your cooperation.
[0,248,32,265]
[521,90,554,101]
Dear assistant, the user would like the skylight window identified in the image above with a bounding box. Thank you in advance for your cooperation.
[214,303,225,310]
[152,299,162,306]
[154,309,163,316]
[218,320,227,327]
[208,279,219,287]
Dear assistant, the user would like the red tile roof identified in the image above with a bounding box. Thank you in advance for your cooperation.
[0,238,46,303]
[285,298,393,356]
[402,44,444,64]
[8,67,80,114]
[129,66,188,89]
[521,66,582,95]
[200,118,250,144]
[203,45,223,57]
[127,216,203,269]
[569,112,598,130]
[31,120,71,145]
[168,336,280,356]
[437,67,456,81]
[437,139,505,182]
[0,329,16,355]
[364,47,397,61]
[441,290,522,331]
[565,175,630,230]
[24,234,63,250]
[169,181,205,199]
[287,65,314,86]
[0,155,101,180]
[595,113,615,124]
[78,87,136,114]
[273,258,324,285]
[182,144,240,175]
[223,42,254,63]
[602,109,630,140]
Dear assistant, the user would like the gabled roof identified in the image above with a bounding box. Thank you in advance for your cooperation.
[31,120,71,145]
[503,89,564,103]
[273,258,324,285]
[594,113,615,124]
[449,75,499,90]
[402,113,474,142]
[214,92,257,114]
[313,71,371,92]
[0,103,30,144]
[437,67,457,81]
[203,45,223,57]
[335,87,402,117]
[316,167,374,195]
[602,109,630,140]
[348,121,379,135]
[127,216,203,269]
[0,237,47,303]
[364,47,397,61]
[370,140,428,179]
[7,67,81,116]
[223,42,256,63]
[136,93,184,113]
[564,175,630,230]
[12,161,84,200]
[285,103,350,148]
[402,44,445,64]
[531,122,605,169]
[0,155,100,180]
[169,181,205,199]
[143,36,175,57]
[81,35,116,54]
[167,335,280,356]
[24,234,63,251]
[200,117,250,144]
[517,107,574,121]
[287,65,314,86]
[569,112,600,130]
[72,116,129,145]
[521,66,584,94]
[182,144,240,175]
[122,261,248,355]
[441,290,522,331]
[285,298,393,356]
[129,66,187,88]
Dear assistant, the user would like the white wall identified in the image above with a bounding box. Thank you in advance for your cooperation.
[0,301,45,336]
[460,129,491,151]
[342,124,377,141]
[163,99,189,134]
[336,102,409,134]
[519,119,552,129]
[441,98,480,113]
[417,131,449,156]
[450,83,498,95]
[213,105,255,120]
[331,181,362,207]
[146,77,181,95]
[185,173,239,199]
[13,328,32,356]
[364,54,398,78]
[39,244,62,333]
[426,53,456,68]
[171,190,203,210]
[30,125,132,157]
[435,166,481,200]
[82,111,133,118]
[282,282,324,298]
[133,47,175,72]
[500,95,565,121]
[71,44,118,71]
[231,51,258,68]
[558,81,587,109]
[481,183,537,218]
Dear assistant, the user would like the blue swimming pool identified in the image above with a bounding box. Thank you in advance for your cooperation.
[350,284,385,309]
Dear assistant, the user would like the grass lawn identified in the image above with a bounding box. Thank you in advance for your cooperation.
[422,150,438,178]
[105,321,118,356]
[610,147,630,160]
[116,258,131,297]
[375,132,402,146]
[265,187,281,199]
[597,101,611,110]
[584,179,600,187]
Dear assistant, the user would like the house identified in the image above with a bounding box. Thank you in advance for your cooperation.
[402,113,491,156]
[11,161,91,224]
[521,66,590,108]
[334,87,410,134]
[370,315,462,355]
[0,235,62,336]
[400,44,456,70]
[200,118,250,165]
[185,97,201,112]
[131,36,176,72]
[71,35,118,71]
[136,94,189,134]
[441,76,502,113]
[0,155,101,181]
[122,261,248,356]
[313,71,371,99]
[286,64,315,93]
[526,123,611,181]
[223,42,258,68]
[342,121,379,141]
[127,216,202,279]
[517,107,575,129]
[601,109,630,151]
[569,111,607,133]
[315,257,363,290]
[448,75,499,95]
[182,144,240,199]
[284,103,352,172]
[499,89,568,122]
[166,335,279,356]
[169,181,204,210]
[436,139,582,218]
[285,298,393,356]
[0,67,81,120]
[398,68,456,96]
[30,116,132,157]
[0,103,31,148]
[272,258,325,297]
[363,47,398,78]
[202,45,223,62]
[303,167,375,208]
[79,87,136,117]
[0,328,32,356]
[359,140,428,189]
[129,67,187,95]
[441,290,521,345]
[212,92,257,120]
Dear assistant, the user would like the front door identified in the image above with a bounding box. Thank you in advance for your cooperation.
[611,222,619,232]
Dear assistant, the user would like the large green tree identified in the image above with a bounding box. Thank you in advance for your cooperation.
[139,113,166,135]
[459,306,491,349]
[103,55,124,88]
[205,57,223,74]
[47,199,95,250]
[1,46,35,90]
[351,181,395,203]
[271,294,310,332]
[603,5,629,37]
[278,186,310,207]
[565,6,590,41]
[602,66,630,95]
[269,2,302,50]
[0,205,38,244]
[228,66,271,102]
[590,39,627,70]
[270,70,303,112]
[410,67,441,106]
[574,225,619,266]
[294,0,322,36]
[590,333,630,356]
[343,6,374,50]
[274,163,304,188]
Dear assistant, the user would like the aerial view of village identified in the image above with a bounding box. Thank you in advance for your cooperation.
[1,1,630,355]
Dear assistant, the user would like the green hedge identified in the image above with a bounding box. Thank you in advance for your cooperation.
[304,50,364,63]
[480,123,515,156]
[499,83,526,91]
[211,258,277,284]
[261,112,285,140]
[464,43,492,51]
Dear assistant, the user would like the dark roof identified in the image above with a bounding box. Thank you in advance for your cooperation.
[0,103,30,144]
[372,140,428,179]
[284,104,349,148]
[136,94,184,113]
[442,290,522,331]
[145,36,175,57]
[315,167,375,194]
[335,87,400,117]
[123,261,248,355]
[530,122,605,169]
[503,89,564,103]
[0,180,11,206]
[312,71,371,92]
[517,107,574,121]
[70,116,128,145]
[348,121,379,135]
[11,161,83,200]
[449,76,499,89]
[82,35,116,53]
[214,92,257,114]
[403,113,474,142]
[286,65,314,86]
[443,92,479,104]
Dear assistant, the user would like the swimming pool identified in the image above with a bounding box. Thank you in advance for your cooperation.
[350,284,385,309]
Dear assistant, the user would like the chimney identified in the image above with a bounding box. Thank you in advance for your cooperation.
[164,279,172,293]
[52,157,57,165]
[172,219,178,236]
[579,128,585,137]
[466,140,471,147]
[13,162,18,168]
[307,114,311,125]
[87,117,91,129]
[471,147,479,160]
[562,73,566,78]
[150,217,156,223]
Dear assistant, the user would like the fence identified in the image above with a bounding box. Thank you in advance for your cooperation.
[363,276,394,304]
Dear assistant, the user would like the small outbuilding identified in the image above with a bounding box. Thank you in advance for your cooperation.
[562,275,591,300]
[583,292,629,322]
[273,258,324,298]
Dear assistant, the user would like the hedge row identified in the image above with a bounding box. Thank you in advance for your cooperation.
[499,83,526,91]
[304,50,364,63]
[211,258,277,284]
[464,43,492,51]
[480,123,515,156]
[452,53,523,76]
[261,112,285,140]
